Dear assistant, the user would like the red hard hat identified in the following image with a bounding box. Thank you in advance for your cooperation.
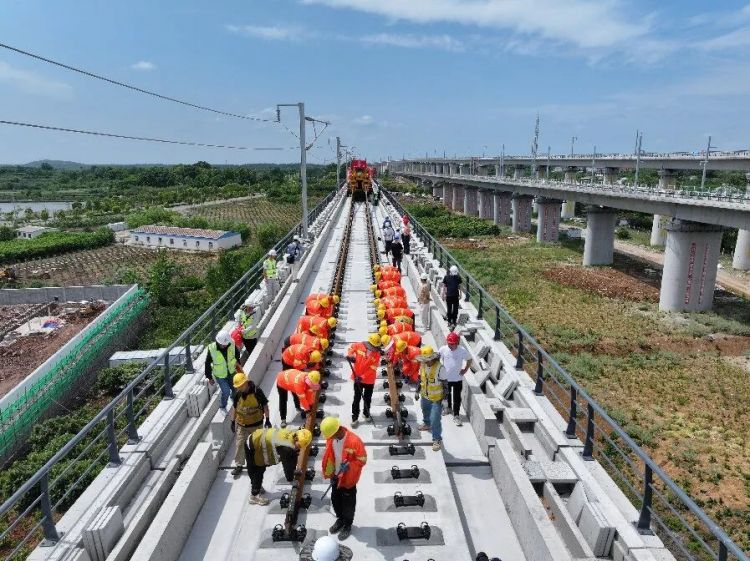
[402,215,409,224]
[446,332,459,345]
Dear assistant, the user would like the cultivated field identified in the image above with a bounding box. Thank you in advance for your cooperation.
[184,197,317,232]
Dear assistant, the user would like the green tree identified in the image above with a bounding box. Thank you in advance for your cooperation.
[0,226,14,241]
[146,251,184,306]
[40,209,49,221]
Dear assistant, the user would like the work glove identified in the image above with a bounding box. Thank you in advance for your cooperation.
[346,356,355,364]
[230,420,236,433]
[264,418,272,429]
[339,462,350,474]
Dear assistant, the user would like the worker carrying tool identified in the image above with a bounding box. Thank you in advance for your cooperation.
[275,369,321,428]
[416,345,444,451]
[234,298,258,362]
[283,332,329,352]
[205,330,243,412]
[346,333,388,427]
[296,315,337,339]
[230,372,270,477]
[305,293,340,318]
[320,417,367,541]
[263,249,280,299]
[281,343,323,371]
[244,427,312,506]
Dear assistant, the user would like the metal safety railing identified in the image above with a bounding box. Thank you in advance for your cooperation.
[382,188,749,561]
[0,189,338,561]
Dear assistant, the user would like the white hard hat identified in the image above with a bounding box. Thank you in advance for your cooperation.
[268,249,277,257]
[420,273,428,281]
[244,297,254,307]
[233,310,242,321]
[449,265,459,274]
[293,235,300,241]
[311,536,340,561]
[215,330,232,346]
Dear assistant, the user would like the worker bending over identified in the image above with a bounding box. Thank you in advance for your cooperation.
[230,372,270,477]
[282,343,323,371]
[346,333,388,427]
[276,369,320,428]
[284,332,329,352]
[296,315,337,339]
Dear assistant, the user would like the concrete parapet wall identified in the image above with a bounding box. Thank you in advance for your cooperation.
[0,284,133,305]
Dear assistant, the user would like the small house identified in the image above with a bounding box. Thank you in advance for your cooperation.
[129,225,242,252]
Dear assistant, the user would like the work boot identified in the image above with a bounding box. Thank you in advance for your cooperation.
[338,525,352,540]
[280,420,287,428]
[432,441,442,451]
[231,465,244,478]
[351,418,360,428]
[248,494,270,506]
[454,415,462,426]
[418,423,430,431]
[329,519,345,534]
[364,414,373,424]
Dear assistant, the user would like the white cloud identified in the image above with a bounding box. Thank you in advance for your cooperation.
[226,24,307,41]
[698,26,750,51]
[353,115,375,126]
[0,61,73,98]
[360,32,464,51]
[301,0,651,50]
[131,60,156,71]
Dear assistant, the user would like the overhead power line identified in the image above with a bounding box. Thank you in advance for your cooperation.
[0,42,274,123]
[0,120,291,150]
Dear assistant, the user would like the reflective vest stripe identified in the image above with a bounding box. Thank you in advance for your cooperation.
[208,342,236,379]
[239,310,257,339]
[235,393,263,426]
[264,258,278,279]
[420,362,442,402]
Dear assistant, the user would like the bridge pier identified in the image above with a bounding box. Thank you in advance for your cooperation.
[537,164,548,181]
[512,194,533,233]
[583,206,618,266]
[452,185,465,211]
[561,200,576,220]
[432,184,443,199]
[480,190,494,219]
[460,164,470,175]
[650,214,669,246]
[449,163,457,176]
[732,229,750,270]
[658,169,677,190]
[464,186,479,216]
[443,184,454,209]
[603,167,618,185]
[660,220,723,312]
[536,198,562,243]
[477,166,489,177]
[564,166,577,183]
[493,192,513,226]
[513,165,524,180]
[494,162,503,178]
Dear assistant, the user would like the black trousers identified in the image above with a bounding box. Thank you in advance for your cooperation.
[277,385,301,421]
[445,380,463,417]
[332,481,357,526]
[384,240,392,256]
[240,337,257,365]
[244,443,267,496]
[352,382,374,420]
[446,295,460,324]
[392,254,402,271]
[402,234,410,255]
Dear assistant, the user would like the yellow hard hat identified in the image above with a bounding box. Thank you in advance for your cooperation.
[373,264,381,272]
[378,326,388,336]
[370,284,377,293]
[380,320,387,327]
[320,296,330,308]
[396,339,408,352]
[373,298,381,306]
[368,333,381,347]
[374,272,382,281]
[320,416,341,439]
[309,350,322,364]
[327,317,337,328]
[295,428,313,448]
[320,338,329,350]
[377,309,385,319]
[307,370,321,384]
[380,334,392,346]
[375,290,382,298]
[333,295,340,304]
[232,372,248,389]
[421,345,435,356]
[277,428,293,443]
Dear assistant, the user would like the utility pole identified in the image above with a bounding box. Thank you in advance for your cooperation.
[500,144,505,178]
[634,131,643,188]
[700,136,712,191]
[336,136,348,188]
[546,146,551,181]
[570,136,577,158]
[531,114,540,178]
[590,146,597,184]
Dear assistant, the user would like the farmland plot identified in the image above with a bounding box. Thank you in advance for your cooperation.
[184,197,319,233]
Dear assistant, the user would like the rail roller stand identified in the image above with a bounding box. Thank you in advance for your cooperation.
[391,465,420,480]
[393,491,425,508]
[389,443,416,456]
[396,521,431,541]
[476,554,502,561]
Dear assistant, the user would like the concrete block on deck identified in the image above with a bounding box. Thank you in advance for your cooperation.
[186,384,208,417]
[82,506,123,561]
[468,391,502,455]
[579,501,616,557]
[120,398,187,466]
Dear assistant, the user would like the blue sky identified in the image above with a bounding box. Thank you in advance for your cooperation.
[1,0,749,165]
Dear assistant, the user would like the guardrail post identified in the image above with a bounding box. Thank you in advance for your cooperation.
[210,308,218,340]
[477,291,483,319]
[164,353,174,400]
[533,350,544,394]
[184,336,195,373]
[637,464,654,534]
[106,409,121,464]
[582,403,595,460]
[565,387,577,438]
[515,330,525,369]
[493,310,501,341]
[126,389,140,443]
[39,472,60,545]
[464,275,471,302]
[719,543,728,561]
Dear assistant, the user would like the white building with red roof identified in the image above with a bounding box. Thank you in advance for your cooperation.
[128,225,242,252]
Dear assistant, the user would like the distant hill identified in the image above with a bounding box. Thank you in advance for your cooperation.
[23,160,87,170]
[18,161,313,170]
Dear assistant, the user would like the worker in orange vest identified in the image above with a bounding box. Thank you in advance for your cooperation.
[346,333,389,427]
[275,369,320,428]
[320,417,367,541]
[376,296,409,310]
[381,285,406,299]
[305,293,340,318]
[383,336,420,369]
[383,321,413,337]
[399,345,422,383]
[284,332,329,352]
[385,307,414,324]
[281,343,323,371]
[393,330,422,348]
[296,315,337,339]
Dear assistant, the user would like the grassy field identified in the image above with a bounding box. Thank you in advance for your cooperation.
[184,196,320,231]
[405,200,750,550]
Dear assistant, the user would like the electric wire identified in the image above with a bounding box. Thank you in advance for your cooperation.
[0,42,274,123]
[0,120,293,151]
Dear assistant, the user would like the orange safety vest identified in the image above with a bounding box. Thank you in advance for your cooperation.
[322,428,367,489]
[287,333,327,351]
[393,331,422,348]
[276,369,315,410]
[386,322,413,337]
[346,342,380,385]
[377,280,400,291]
[399,346,421,382]
[282,344,318,370]
[305,294,335,318]
[380,270,401,283]
[380,296,409,310]
[381,286,406,298]
[386,307,414,324]
[296,315,330,338]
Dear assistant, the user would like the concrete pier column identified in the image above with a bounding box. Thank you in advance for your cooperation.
[464,186,479,216]
[452,185,465,211]
[658,169,676,190]
[481,190,493,219]
[561,200,576,219]
[477,189,487,220]
[493,192,512,226]
[513,165,524,180]
[650,214,669,246]
[732,229,750,270]
[603,167,618,185]
[512,194,533,233]
[443,184,454,209]
[536,198,562,243]
[583,206,618,266]
[477,166,489,177]
[432,184,443,199]
[448,164,455,176]
[494,163,502,178]
[660,220,723,312]
[536,165,548,181]
[564,166,577,183]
